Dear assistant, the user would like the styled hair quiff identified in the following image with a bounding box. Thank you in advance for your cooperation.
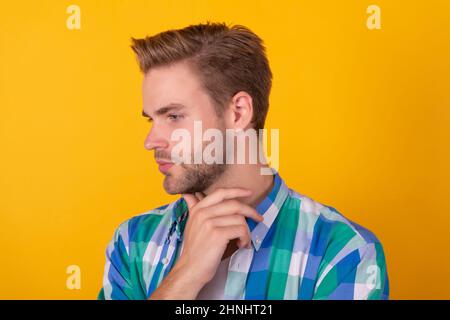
[130,22,272,130]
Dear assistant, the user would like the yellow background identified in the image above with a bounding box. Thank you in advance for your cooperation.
[1,0,449,299]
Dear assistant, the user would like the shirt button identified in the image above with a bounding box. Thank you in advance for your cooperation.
[256,238,261,244]
[162,258,169,265]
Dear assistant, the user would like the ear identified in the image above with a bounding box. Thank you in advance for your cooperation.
[228,91,254,130]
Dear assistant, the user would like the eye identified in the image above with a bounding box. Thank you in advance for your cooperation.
[146,117,153,123]
[168,114,183,121]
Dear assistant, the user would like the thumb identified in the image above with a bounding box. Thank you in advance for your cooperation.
[182,193,199,212]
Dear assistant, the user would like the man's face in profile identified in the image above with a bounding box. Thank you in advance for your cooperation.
[142,61,228,195]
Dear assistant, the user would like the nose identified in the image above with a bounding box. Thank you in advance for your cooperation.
[144,126,169,151]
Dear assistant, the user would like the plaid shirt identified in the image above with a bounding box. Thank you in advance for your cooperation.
[98,173,389,300]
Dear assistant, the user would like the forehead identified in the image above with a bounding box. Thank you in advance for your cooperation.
[142,61,208,113]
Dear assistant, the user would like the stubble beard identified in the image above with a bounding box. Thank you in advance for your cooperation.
[163,162,227,194]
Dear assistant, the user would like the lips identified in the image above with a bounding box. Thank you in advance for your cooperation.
[155,159,174,174]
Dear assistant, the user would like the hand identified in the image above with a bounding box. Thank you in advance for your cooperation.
[175,188,264,287]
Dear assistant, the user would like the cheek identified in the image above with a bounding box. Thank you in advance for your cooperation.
[159,124,179,141]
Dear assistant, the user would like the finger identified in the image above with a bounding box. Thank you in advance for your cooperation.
[207,215,247,228]
[195,192,205,201]
[202,200,264,222]
[195,188,252,210]
[182,193,199,211]
[218,225,251,249]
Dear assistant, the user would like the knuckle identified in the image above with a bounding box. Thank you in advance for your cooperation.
[237,215,246,224]
[228,199,241,210]
[238,225,248,234]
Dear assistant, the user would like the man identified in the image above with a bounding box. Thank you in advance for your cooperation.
[98,22,389,300]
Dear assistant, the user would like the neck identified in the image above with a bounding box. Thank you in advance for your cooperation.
[203,164,275,208]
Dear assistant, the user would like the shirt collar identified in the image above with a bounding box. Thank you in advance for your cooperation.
[171,172,289,252]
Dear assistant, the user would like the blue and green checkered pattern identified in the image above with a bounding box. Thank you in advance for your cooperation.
[98,173,389,299]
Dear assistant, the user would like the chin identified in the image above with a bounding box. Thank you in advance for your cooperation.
[162,173,189,195]
[162,175,180,194]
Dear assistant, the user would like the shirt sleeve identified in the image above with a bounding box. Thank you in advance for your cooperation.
[98,221,135,300]
[312,242,389,300]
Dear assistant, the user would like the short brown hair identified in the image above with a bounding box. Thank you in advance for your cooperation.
[130,22,272,130]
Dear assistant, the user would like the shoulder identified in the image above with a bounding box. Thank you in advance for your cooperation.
[287,190,389,299]
[288,189,384,254]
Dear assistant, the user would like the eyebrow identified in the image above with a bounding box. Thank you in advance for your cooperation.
[142,103,186,118]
